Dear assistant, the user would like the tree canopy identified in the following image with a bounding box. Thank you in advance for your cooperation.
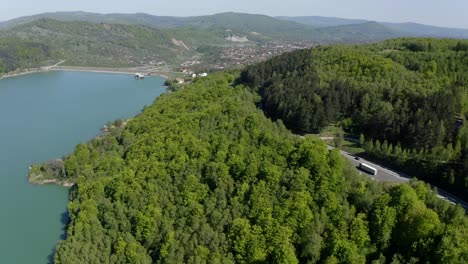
[240,38,468,200]
[42,71,468,263]
[0,38,53,74]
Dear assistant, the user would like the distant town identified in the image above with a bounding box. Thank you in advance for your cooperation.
[175,40,321,75]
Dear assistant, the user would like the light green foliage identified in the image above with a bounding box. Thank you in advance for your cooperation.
[48,72,468,263]
[241,38,468,200]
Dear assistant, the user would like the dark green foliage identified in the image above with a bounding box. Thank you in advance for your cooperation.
[240,38,468,200]
[0,38,52,74]
[114,119,124,128]
[48,72,467,263]
[164,79,183,92]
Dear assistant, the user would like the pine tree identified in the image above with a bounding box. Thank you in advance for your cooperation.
[334,127,344,148]
[382,140,389,156]
[366,139,375,153]
[360,133,365,146]
[454,140,462,158]
[387,144,394,157]
[445,144,453,161]
[375,140,382,156]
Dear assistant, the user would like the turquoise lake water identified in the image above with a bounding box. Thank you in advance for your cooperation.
[0,71,166,263]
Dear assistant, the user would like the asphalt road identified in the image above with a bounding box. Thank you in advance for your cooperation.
[327,145,468,211]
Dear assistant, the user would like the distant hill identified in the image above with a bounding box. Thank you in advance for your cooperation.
[318,21,401,42]
[382,22,468,39]
[277,15,468,39]
[2,12,468,69]
[0,12,395,42]
[0,12,176,28]
[0,19,202,67]
[0,12,194,29]
[0,12,377,43]
[276,16,369,28]
[172,12,321,41]
[0,12,322,41]
[2,12,468,42]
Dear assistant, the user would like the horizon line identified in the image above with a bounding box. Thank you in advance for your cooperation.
[1,10,468,30]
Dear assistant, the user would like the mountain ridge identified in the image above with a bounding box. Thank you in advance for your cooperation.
[276,15,369,28]
[2,11,468,40]
[0,18,201,67]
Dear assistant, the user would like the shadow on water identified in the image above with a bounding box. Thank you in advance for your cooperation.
[46,189,72,264]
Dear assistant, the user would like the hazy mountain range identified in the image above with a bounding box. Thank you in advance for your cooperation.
[2,12,468,40]
[277,16,468,39]
[2,12,468,69]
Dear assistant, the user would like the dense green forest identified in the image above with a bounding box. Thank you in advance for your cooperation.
[31,72,467,263]
[240,38,468,200]
[0,38,53,74]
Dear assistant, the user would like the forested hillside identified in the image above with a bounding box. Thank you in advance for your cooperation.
[276,16,368,28]
[316,22,400,42]
[3,13,468,71]
[4,12,468,41]
[0,19,200,67]
[240,38,468,200]
[30,72,467,263]
[0,38,53,74]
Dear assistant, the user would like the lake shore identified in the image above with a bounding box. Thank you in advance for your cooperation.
[52,66,169,79]
[28,119,133,188]
[1,69,167,263]
[30,176,75,187]
[28,171,75,187]
[1,65,170,80]
[0,68,45,79]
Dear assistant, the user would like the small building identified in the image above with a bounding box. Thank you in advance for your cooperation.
[135,73,145,79]
[175,78,185,84]
[200,73,208,77]
[192,73,197,78]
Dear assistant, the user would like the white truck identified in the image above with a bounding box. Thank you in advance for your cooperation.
[359,163,377,175]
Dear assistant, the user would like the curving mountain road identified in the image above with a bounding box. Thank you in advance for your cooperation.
[327,145,468,211]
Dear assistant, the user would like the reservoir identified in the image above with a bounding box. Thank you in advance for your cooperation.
[0,71,166,263]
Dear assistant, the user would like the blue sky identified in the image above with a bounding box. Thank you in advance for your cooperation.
[2,0,467,29]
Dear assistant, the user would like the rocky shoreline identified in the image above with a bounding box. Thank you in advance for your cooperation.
[28,159,75,187]
[28,171,75,187]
